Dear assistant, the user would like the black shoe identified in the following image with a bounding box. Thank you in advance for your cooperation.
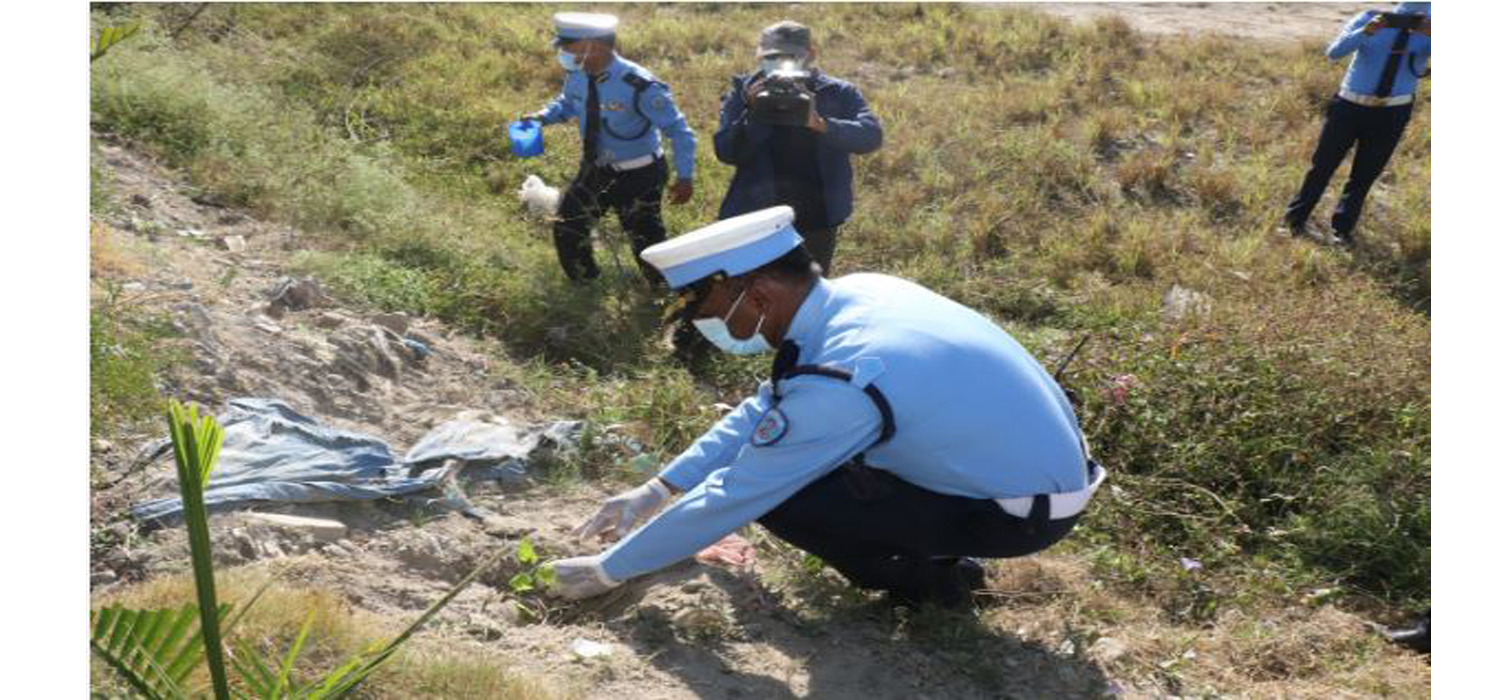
[1329,231,1356,248]
[1385,610,1430,654]
[933,556,987,592]
[1281,219,1308,238]
[888,557,986,610]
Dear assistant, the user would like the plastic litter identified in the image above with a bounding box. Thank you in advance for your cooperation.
[130,399,573,523]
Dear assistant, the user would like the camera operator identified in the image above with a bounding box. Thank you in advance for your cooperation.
[714,21,883,275]
[1282,3,1430,247]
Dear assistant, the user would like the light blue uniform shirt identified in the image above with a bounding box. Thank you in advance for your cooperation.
[1326,8,1431,98]
[539,55,697,180]
[599,274,1089,581]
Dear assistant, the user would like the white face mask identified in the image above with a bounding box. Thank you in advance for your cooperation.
[557,48,583,72]
[692,287,773,355]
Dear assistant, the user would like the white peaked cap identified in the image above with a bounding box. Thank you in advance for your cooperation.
[553,12,619,45]
[641,206,805,289]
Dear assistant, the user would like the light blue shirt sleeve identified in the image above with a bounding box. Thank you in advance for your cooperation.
[1327,11,1377,59]
[600,376,883,581]
[638,81,698,180]
[657,381,773,492]
[539,87,577,125]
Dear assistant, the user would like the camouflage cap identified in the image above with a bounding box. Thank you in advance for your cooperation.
[757,20,812,58]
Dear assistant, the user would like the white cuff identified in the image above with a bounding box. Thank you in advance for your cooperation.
[587,557,620,587]
[646,477,672,502]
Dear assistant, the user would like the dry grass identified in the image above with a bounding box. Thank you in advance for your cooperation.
[974,555,1430,698]
[90,221,146,279]
[91,564,570,699]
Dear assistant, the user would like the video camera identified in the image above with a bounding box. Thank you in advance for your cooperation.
[1376,12,1428,31]
[750,58,813,127]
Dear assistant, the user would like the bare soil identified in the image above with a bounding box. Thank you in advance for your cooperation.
[1022,3,1368,44]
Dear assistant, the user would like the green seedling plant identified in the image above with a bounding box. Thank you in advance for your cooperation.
[91,401,513,698]
[506,537,557,623]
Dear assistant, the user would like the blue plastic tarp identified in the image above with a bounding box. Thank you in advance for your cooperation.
[130,398,566,523]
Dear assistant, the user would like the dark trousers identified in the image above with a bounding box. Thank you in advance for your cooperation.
[757,462,1079,602]
[554,157,669,283]
[1285,97,1414,237]
[798,226,840,276]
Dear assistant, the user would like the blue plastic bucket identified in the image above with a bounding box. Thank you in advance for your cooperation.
[508,120,544,158]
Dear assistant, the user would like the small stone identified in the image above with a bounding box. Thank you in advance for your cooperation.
[312,312,347,329]
[672,608,726,635]
[92,438,115,453]
[267,278,328,313]
[253,319,283,335]
[371,312,411,335]
[219,235,247,253]
[90,569,118,587]
[177,228,208,239]
[570,638,613,659]
[243,513,348,542]
[121,282,147,293]
[1161,284,1212,322]
[130,193,152,209]
[1091,637,1128,663]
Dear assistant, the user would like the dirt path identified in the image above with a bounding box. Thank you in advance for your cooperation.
[1022,2,1366,43]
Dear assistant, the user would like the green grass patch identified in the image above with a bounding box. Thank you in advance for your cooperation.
[90,288,182,436]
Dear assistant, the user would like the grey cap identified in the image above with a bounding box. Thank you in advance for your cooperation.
[757,21,812,58]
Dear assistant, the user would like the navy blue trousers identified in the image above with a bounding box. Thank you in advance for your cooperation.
[553,157,668,283]
[1285,97,1414,237]
[757,463,1080,602]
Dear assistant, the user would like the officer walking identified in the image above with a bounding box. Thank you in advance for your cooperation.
[1282,2,1430,246]
[714,21,883,275]
[547,206,1104,607]
[523,13,697,283]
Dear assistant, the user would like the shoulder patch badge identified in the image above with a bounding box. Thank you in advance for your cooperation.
[751,407,790,447]
[649,95,669,111]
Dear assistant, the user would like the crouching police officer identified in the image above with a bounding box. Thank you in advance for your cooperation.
[523,13,697,283]
[1282,2,1430,246]
[547,206,1105,607]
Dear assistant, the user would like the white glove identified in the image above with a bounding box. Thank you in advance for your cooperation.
[574,478,672,542]
[547,555,620,600]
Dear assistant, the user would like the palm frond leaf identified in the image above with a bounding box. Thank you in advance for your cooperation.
[91,23,141,62]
